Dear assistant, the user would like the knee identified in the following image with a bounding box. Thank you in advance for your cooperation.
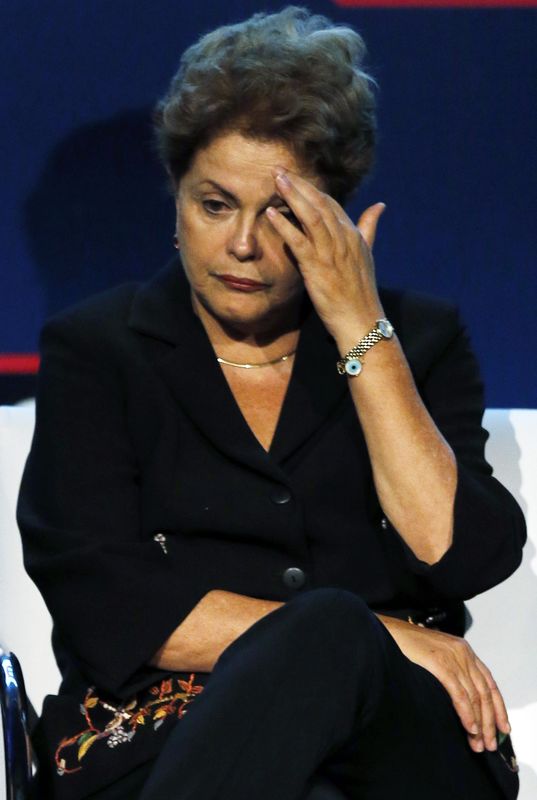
[215,588,383,692]
[286,588,379,653]
[292,587,370,621]
[274,589,386,701]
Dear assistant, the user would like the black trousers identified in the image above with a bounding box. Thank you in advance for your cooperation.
[90,589,510,800]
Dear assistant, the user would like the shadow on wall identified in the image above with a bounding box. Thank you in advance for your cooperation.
[24,109,175,319]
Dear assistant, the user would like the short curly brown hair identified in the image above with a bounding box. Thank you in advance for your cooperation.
[154,6,376,203]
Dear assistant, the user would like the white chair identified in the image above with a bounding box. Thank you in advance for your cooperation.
[0,402,61,800]
[467,409,537,798]
[1,404,536,799]
[0,403,61,714]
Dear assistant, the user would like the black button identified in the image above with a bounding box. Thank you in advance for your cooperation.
[282,567,305,589]
[271,487,292,505]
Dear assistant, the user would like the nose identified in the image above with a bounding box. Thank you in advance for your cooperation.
[227,216,261,262]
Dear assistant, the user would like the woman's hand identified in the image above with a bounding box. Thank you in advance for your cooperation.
[377,615,511,753]
[266,169,385,341]
[268,168,457,565]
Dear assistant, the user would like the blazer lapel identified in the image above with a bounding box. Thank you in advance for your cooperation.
[128,259,287,481]
[269,303,349,464]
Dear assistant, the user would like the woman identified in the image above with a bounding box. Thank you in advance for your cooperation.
[18,7,525,800]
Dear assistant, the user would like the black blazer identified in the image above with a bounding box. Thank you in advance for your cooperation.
[17,259,525,799]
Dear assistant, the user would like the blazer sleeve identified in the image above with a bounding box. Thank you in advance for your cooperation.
[388,305,526,600]
[17,312,213,698]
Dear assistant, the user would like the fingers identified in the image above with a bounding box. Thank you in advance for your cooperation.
[441,675,491,754]
[454,644,509,753]
[465,652,510,752]
[265,205,309,264]
[356,203,386,250]
[475,656,511,734]
[273,167,339,223]
[460,668,495,752]
[269,168,386,269]
[439,669,481,743]
[474,668,497,751]
[431,639,508,754]
[272,171,334,252]
[436,672,484,753]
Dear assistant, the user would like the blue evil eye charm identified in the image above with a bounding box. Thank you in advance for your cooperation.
[344,358,362,376]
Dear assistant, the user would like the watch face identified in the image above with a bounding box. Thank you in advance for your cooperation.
[345,358,362,376]
[378,319,394,339]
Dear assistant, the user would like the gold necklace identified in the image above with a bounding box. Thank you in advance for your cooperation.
[216,349,296,369]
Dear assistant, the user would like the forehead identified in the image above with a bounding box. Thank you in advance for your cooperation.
[181,131,321,197]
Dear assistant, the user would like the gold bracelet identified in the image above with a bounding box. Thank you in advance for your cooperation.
[336,318,394,376]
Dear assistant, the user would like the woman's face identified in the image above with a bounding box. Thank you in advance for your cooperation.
[175,131,321,334]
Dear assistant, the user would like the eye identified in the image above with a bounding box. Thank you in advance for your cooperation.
[202,199,229,215]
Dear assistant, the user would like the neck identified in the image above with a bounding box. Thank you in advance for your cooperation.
[191,291,305,361]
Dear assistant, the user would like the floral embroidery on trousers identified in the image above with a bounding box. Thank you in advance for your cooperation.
[55,674,204,776]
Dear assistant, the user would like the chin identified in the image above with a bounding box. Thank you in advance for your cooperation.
[192,281,304,331]
[216,302,276,330]
[211,296,293,333]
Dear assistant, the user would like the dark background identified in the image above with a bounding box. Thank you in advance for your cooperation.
[1,0,536,406]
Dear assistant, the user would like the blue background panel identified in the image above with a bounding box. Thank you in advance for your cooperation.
[1,1,536,406]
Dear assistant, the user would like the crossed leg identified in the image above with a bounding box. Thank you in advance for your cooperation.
[138,589,503,800]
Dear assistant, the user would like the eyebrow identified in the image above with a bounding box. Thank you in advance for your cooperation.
[198,180,284,207]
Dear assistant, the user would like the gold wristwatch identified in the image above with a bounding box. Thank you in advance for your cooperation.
[336,318,394,376]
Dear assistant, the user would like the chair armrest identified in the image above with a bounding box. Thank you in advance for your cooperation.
[0,647,32,799]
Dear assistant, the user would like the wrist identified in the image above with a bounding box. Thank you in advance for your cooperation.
[331,308,384,351]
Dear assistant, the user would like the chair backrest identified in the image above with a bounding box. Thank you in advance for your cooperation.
[467,409,537,797]
[0,403,61,715]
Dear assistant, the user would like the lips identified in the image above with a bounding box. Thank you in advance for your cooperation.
[216,274,268,291]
